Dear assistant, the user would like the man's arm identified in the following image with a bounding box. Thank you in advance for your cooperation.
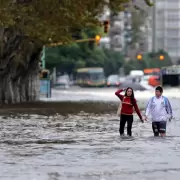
[167,98,173,120]
[145,97,153,119]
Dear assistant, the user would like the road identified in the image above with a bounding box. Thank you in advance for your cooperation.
[41,86,180,102]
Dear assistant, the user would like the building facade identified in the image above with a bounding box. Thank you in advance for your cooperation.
[98,1,151,57]
[152,0,180,63]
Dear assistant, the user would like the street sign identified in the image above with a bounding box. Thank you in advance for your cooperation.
[40,79,51,98]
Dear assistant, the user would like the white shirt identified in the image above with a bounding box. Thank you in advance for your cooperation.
[146,96,169,122]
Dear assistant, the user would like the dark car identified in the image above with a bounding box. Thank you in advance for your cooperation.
[119,82,146,91]
[107,75,120,87]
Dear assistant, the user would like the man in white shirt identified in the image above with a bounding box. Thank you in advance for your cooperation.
[145,86,173,137]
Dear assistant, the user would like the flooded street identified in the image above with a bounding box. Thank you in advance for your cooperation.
[1,88,180,180]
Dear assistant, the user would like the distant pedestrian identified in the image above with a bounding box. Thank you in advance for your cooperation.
[145,86,173,137]
[115,87,143,136]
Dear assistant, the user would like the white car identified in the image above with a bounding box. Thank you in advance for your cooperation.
[56,75,70,89]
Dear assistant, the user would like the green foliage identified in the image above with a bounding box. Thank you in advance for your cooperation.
[45,25,171,77]
[46,44,125,76]
[45,27,125,76]
[0,0,152,44]
[123,49,173,74]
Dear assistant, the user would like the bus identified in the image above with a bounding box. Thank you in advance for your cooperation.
[76,67,106,87]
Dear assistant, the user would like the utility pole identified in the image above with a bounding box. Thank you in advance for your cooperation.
[152,0,156,52]
[41,46,46,69]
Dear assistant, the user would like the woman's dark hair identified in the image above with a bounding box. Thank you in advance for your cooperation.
[155,86,163,93]
[124,87,135,105]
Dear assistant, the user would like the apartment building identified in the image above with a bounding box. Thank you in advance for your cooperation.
[152,0,180,63]
[99,1,151,55]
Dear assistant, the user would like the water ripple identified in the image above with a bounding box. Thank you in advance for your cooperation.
[0,99,180,180]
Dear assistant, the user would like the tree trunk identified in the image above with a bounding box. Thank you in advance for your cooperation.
[0,28,42,105]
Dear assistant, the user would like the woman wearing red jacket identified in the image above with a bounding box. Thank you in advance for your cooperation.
[115,87,143,136]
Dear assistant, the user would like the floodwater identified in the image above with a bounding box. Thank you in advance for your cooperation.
[1,88,180,180]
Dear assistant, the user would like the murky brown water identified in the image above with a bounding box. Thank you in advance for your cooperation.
[0,99,180,180]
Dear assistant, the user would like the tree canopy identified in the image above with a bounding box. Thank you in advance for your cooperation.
[45,27,172,77]
[0,0,153,44]
[123,50,173,74]
[45,27,125,77]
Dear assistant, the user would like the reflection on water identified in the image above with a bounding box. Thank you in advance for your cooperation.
[0,101,180,180]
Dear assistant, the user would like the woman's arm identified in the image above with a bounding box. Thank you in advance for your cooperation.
[115,89,124,101]
[133,99,143,120]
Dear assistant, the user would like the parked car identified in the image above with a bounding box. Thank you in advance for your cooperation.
[56,75,70,89]
[148,75,160,87]
[119,82,146,91]
[107,74,120,87]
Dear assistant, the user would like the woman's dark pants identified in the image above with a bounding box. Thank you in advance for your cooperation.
[119,114,133,136]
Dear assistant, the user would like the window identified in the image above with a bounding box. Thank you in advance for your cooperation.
[166,0,180,9]
[156,1,164,8]
[156,21,164,29]
[90,73,105,80]
[166,3,178,9]
[166,38,179,47]
[167,0,180,2]
[168,50,177,57]
[166,21,180,27]
[156,37,164,49]
[166,11,180,19]
[166,15,180,20]
[166,29,180,37]
[156,30,164,37]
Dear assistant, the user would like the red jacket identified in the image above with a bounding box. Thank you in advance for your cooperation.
[115,89,142,120]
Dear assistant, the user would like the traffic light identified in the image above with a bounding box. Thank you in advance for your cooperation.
[159,55,164,60]
[103,20,109,33]
[95,35,101,45]
[39,69,49,79]
[42,71,48,78]
[136,54,142,60]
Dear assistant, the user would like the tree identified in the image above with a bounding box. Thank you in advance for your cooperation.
[0,0,152,104]
[45,42,125,77]
[123,50,173,74]
[103,50,124,76]
[0,0,153,45]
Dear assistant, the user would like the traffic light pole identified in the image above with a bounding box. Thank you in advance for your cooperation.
[46,38,97,47]
[42,46,46,68]
[40,46,46,69]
